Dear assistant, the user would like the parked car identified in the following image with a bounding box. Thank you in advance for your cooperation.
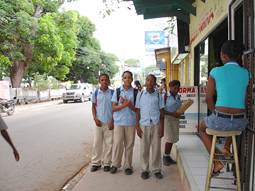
[62,83,92,103]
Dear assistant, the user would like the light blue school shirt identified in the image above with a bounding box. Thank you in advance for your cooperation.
[210,62,250,109]
[111,85,136,126]
[163,91,182,117]
[91,88,113,123]
[135,89,164,126]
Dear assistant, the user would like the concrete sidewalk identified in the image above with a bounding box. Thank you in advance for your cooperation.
[69,136,184,191]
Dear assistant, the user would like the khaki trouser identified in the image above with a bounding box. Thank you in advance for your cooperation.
[91,123,114,166]
[112,125,136,169]
[140,121,162,173]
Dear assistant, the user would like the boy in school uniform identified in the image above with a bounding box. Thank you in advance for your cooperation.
[135,74,165,180]
[110,71,137,175]
[162,80,182,166]
[91,73,114,172]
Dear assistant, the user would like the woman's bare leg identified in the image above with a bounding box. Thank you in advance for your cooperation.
[222,137,232,155]
[199,119,223,173]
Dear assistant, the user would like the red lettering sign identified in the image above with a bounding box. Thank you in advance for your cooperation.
[190,10,214,44]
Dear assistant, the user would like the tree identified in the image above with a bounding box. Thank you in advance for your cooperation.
[31,10,77,79]
[100,52,119,79]
[0,0,78,88]
[125,59,140,67]
[65,13,119,84]
[65,13,102,84]
[144,65,158,76]
[0,0,64,87]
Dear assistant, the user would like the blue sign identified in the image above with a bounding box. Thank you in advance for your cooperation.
[145,31,165,45]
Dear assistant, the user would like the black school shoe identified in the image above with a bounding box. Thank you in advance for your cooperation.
[141,171,149,179]
[104,166,110,172]
[163,155,177,166]
[125,169,132,175]
[154,172,163,179]
[90,165,101,172]
[110,166,117,174]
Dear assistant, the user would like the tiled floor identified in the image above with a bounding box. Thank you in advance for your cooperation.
[177,133,238,191]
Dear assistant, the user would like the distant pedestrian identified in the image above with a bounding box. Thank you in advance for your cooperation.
[135,74,164,180]
[90,73,114,172]
[134,80,142,91]
[110,71,138,175]
[0,115,20,162]
[162,80,182,166]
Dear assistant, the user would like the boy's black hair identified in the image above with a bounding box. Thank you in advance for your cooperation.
[169,80,180,87]
[221,40,244,59]
[122,71,133,78]
[146,74,156,82]
[98,73,110,80]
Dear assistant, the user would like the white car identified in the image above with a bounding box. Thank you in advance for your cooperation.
[62,83,92,103]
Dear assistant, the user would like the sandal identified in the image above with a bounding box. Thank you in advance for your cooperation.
[222,146,234,160]
[212,170,222,177]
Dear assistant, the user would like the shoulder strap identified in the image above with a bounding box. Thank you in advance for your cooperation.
[133,89,138,105]
[116,88,120,102]
[111,89,114,96]
[95,89,98,107]
[164,92,168,104]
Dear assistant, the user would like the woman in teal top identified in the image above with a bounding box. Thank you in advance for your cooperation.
[199,40,250,176]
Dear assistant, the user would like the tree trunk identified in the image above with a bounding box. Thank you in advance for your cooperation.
[10,61,25,88]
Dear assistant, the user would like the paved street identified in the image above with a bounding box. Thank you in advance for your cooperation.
[0,100,94,191]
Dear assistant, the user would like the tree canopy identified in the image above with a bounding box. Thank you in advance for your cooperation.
[0,0,119,87]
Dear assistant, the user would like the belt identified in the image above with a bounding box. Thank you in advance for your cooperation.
[213,110,245,119]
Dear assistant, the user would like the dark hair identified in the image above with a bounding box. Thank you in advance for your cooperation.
[122,71,133,78]
[99,73,109,80]
[146,74,156,82]
[221,40,244,59]
[169,80,180,87]
[135,80,141,87]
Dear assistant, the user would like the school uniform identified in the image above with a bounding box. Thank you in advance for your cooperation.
[163,91,182,143]
[91,88,114,166]
[135,89,164,173]
[111,85,136,170]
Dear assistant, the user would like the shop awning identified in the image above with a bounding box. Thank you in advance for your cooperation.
[155,47,170,70]
[129,0,205,24]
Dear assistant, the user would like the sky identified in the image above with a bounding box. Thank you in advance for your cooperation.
[61,0,170,67]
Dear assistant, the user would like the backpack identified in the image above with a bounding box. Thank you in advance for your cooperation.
[95,89,114,107]
[164,92,168,104]
[116,88,139,105]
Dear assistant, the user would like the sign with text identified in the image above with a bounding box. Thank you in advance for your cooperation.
[178,86,198,133]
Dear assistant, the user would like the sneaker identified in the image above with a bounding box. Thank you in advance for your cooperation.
[104,166,110,172]
[141,171,149,179]
[90,165,101,172]
[154,172,163,179]
[110,166,117,174]
[125,169,132,175]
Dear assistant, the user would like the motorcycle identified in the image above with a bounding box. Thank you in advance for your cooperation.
[0,98,18,116]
